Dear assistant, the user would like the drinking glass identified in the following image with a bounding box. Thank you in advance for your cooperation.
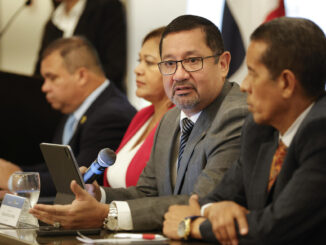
[8,172,40,207]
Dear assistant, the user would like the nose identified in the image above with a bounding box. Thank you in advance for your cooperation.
[41,79,51,93]
[172,61,189,81]
[240,75,250,93]
[134,62,144,75]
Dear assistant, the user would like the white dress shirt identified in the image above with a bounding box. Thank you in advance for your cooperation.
[107,117,152,188]
[52,0,86,37]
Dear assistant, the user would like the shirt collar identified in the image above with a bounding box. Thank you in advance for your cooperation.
[72,79,109,125]
[280,103,314,147]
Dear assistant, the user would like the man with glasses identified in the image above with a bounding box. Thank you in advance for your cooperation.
[30,15,248,231]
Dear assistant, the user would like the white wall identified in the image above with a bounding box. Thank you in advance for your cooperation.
[0,0,53,75]
[125,0,187,109]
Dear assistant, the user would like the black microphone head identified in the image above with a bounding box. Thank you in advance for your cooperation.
[97,148,116,167]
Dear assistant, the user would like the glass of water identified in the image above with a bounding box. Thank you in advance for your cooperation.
[8,172,40,207]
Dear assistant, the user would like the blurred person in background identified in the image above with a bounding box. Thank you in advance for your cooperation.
[0,36,135,197]
[34,0,127,92]
[103,27,174,188]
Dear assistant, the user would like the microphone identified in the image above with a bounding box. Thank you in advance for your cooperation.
[83,148,116,184]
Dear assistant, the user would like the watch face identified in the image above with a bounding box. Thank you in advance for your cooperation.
[107,217,118,230]
[177,220,186,238]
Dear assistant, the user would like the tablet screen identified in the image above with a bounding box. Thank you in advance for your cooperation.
[40,143,85,204]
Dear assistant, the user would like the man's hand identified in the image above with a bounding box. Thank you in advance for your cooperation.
[163,194,201,240]
[204,201,249,245]
[29,180,109,229]
[0,158,21,189]
[79,166,101,201]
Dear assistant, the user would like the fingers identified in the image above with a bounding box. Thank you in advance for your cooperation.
[212,216,237,245]
[30,204,67,226]
[236,211,249,235]
[79,166,88,174]
[206,202,248,245]
[189,194,200,212]
[189,194,198,205]
[70,180,88,200]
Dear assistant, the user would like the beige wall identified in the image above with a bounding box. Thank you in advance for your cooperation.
[0,0,53,75]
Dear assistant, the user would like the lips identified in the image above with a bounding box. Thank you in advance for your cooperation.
[173,84,195,96]
[136,80,145,87]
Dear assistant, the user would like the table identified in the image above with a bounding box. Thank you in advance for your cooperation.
[0,226,212,245]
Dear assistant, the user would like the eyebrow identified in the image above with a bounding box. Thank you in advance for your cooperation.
[162,50,201,60]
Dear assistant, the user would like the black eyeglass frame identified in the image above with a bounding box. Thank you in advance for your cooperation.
[157,53,222,76]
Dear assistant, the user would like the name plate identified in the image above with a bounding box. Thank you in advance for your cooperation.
[0,194,38,228]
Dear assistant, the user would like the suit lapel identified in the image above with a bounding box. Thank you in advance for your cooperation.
[173,82,233,194]
[162,111,181,195]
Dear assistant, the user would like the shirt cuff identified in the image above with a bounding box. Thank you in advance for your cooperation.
[100,187,106,203]
[113,201,133,230]
[201,203,213,216]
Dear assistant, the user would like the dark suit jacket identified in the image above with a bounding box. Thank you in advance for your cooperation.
[199,95,326,244]
[23,82,136,197]
[34,0,126,92]
[104,81,249,231]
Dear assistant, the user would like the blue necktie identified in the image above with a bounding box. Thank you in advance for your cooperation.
[62,114,76,144]
[178,118,194,171]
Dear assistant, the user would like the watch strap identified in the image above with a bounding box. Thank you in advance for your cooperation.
[182,215,201,240]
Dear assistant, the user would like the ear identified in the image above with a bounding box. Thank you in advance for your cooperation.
[75,67,88,87]
[218,51,231,78]
[278,69,297,99]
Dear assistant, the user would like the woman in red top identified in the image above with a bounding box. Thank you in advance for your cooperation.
[104,27,174,187]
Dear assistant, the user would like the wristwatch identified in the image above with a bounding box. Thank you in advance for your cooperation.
[103,202,118,231]
[177,215,201,240]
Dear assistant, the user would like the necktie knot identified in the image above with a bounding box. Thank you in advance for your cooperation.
[181,118,194,135]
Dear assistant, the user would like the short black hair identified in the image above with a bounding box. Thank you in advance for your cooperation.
[159,15,224,58]
[42,36,105,76]
[251,17,326,98]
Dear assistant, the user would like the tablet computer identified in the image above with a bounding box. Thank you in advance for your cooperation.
[39,143,85,204]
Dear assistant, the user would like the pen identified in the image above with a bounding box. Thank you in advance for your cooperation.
[113,233,165,240]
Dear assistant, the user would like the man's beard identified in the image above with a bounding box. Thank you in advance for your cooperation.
[172,92,200,110]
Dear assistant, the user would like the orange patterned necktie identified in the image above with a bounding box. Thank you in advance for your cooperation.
[267,140,287,191]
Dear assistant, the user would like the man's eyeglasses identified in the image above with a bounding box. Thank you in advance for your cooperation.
[157,54,221,76]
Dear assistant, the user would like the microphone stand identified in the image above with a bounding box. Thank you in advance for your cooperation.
[0,0,32,39]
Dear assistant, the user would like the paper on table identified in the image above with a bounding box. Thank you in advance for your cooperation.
[76,232,168,244]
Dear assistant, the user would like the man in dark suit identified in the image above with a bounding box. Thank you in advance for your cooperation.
[29,15,248,231]
[0,36,136,197]
[163,17,326,244]
[34,0,126,92]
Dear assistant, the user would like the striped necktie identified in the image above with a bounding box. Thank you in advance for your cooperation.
[267,140,287,191]
[62,114,76,145]
[178,118,194,171]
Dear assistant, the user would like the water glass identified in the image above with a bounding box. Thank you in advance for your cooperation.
[8,172,40,208]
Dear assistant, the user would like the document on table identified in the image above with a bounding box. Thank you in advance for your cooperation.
[77,232,169,244]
